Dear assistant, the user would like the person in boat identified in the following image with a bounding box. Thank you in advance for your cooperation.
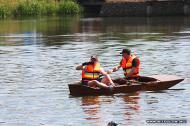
[76,56,115,89]
[108,49,140,80]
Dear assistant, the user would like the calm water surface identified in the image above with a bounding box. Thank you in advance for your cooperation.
[0,16,190,126]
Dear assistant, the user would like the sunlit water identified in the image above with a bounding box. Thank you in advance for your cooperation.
[0,16,190,126]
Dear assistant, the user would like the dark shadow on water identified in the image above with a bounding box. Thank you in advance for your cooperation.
[145,88,186,94]
[167,88,185,90]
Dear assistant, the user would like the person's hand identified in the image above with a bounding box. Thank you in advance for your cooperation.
[113,67,117,72]
[106,70,113,74]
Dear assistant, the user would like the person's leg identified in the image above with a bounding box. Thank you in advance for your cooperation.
[101,77,109,85]
[101,76,116,86]
[88,80,109,88]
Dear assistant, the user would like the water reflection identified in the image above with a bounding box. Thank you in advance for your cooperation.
[123,93,140,112]
[81,96,100,120]
[79,93,141,126]
[117,93,141,126]
[81,96,104,126]
[0,16,80,46]
[1,16,190,47]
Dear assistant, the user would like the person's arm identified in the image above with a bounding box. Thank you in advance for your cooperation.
[100,68,115,86]
[112,65,121,72]
[111,60,122,73]
[107,65,121,74]
[76,64,83,70]
[76,62,91,70]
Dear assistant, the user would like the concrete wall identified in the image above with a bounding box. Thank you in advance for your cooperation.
[100,1,190,16]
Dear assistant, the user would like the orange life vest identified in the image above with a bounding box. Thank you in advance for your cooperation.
[121,55,140,77]
[82,62,101,81]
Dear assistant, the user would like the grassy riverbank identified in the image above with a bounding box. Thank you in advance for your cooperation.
[0,0,81,18]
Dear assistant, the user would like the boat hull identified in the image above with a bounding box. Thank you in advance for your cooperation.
[69,83,142,96]
[68,75,184,96]
[141,75,184,91]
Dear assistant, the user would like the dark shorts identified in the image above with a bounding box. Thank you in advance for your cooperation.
[82,77,103,86]
[82,80,89,85]
[96,77,103,82]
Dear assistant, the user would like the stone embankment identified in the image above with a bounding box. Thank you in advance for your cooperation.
[100,0,190,16]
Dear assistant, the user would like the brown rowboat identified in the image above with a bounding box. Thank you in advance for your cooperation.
[68,75,184,96]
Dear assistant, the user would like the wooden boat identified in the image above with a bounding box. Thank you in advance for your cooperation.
[68,75,184,96]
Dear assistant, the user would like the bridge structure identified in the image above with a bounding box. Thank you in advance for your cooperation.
[76,0,190,16]
[76,0,105,14]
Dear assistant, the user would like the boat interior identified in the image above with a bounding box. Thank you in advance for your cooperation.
[113,76,158,85]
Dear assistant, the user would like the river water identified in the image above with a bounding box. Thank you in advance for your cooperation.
[0,16,190,126]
